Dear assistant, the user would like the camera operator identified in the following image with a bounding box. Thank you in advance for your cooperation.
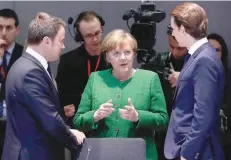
[142,34,187,116]
[142,33,188,160]
[56,11,107,127]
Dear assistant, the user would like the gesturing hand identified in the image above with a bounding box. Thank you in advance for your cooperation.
[119,98,139,122]
[93,99,115,122]
[168,69,180,88]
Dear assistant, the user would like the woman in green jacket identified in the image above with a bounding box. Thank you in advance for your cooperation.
[73,29,168,160]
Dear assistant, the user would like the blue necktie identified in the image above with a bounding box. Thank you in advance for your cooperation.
[184,53,191,65]
[3,51,9,69]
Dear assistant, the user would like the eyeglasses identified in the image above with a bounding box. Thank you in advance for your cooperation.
[82,31,103,40]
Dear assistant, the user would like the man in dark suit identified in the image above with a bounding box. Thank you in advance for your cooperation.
[56,11,107,127]
[164,2,224,160]
[2,12,85,160]
[0,8,23,158]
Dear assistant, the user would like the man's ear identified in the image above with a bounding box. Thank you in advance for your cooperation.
[180,25,186,35]
[42,36,51,46]
[15,26,20,36]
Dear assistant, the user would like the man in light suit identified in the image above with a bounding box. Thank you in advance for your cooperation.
[2,12,85,160]
[164,2,224,160]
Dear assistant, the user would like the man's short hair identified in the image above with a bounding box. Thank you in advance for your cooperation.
[27,12,65,45]
[0,8,19,26]
[171,2,208,39]
[74,11,104,30]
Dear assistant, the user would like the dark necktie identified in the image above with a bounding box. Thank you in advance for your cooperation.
[47,64,52,79]
[183,53,191,65]
[0,51,9,117]
[47,64,57,89]
[0,51,9,80]
[0,101,3,118]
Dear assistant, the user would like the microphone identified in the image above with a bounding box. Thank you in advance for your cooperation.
[85,145,92,160]
[122,9,134,20]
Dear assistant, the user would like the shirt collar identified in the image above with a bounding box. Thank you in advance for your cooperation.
[25,46,48,70]
[188,37,208,55]
[6,42,15,55]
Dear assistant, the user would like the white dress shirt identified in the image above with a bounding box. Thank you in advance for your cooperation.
[188,37,208,55]
[26,47,52,79]
[0,42,15,65]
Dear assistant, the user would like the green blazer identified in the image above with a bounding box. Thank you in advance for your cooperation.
[73,69,168,160]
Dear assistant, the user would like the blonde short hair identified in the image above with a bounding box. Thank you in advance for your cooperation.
[101,29,137,53]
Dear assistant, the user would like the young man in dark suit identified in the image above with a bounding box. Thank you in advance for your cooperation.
[164,2,224,160]
[56,11,107,126]
[0,9,23,158]
[2,12,85,160]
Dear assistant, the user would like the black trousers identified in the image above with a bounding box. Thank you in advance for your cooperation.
[155,129,168,160]
[223,145,231,160]
[0,120,6,158]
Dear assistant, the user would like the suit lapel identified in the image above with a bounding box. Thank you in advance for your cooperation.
[173,42,211,100]
[7,43,23,71]
[22,53,58,93]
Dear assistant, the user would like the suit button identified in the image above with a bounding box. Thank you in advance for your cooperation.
[114,128,118,132]
[116,116,119,120]
[116,94,120,98]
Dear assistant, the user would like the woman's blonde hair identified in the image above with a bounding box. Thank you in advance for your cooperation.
[101,29,137,53]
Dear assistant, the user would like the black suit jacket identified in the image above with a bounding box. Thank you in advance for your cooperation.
[56,45,107,115]
[0,42,23,101]
[2,52,79,160]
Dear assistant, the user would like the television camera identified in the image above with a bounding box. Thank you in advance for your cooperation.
[122,0,166,64]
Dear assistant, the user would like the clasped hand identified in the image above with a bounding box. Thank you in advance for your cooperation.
[64,104,75,117]
[0,39,6,58]
[70,129,86,145]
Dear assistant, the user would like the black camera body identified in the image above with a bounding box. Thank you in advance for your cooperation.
[141,51,175,116]
[122,1,166,64]
[141,51,172,81]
